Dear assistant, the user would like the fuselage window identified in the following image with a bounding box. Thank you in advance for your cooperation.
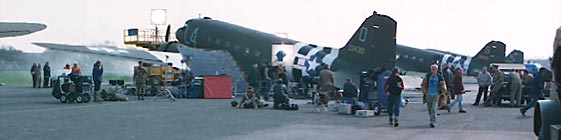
[245,48,250,54]
[419,58,424,62]
[359,27,368,42]
[255,51,261,57]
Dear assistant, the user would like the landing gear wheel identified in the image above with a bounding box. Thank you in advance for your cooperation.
[76,95,83,103]
[60,95,68,103]
[82,94,91,103]
[373,102,382,116]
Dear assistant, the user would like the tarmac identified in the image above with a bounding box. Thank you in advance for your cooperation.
[0,83,537,140]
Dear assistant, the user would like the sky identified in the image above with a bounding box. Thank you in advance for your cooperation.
[0,0,559,59]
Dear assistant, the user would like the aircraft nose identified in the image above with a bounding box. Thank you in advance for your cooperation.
[175,27,186,44]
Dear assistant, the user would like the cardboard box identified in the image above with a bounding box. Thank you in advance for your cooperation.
[337,103,352,115]
[355,110,374,117]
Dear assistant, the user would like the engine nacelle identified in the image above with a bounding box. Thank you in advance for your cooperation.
[534,26,561,140]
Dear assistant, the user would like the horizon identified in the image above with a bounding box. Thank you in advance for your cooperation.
[1,0,559,59]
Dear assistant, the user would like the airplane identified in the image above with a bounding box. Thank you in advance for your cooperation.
[505,50,524,64]
[0,22,46,38]
[395,41,506,76]
[174,14,515,82]
[174,11,397,88]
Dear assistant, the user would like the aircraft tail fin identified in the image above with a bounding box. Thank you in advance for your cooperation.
[334,11,397,72]
[505,50,524,64]
[469,40,506,71]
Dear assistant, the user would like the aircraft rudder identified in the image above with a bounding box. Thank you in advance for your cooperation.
[338,11,397,70]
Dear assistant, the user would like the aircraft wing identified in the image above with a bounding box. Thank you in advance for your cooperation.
[0,22,46,38]
[32,42,168,64]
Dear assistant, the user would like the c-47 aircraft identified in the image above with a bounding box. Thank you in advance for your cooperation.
[174,11,397,87]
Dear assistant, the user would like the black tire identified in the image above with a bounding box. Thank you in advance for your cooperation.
[76,95,83,103]
[51,79,62,99]
[83,94,91,103]
[60,95,68,103]
[373,102,382,116]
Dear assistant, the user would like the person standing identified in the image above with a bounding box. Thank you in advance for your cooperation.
[31,63,37,88]
[318,64,335,95]
[509,70,523,107]
[43,62,51,88]
[421,64,447,128]
[440,63,453,109]
[486,65,504,107]
[35,63,42,88]
[446,68,466,113]
[520,68,546,116]
[384,68,404,127]
[246,63,260,93]
[92,60,104,102]
[473,66,492,106]
[134,61,148,100]
[520,70,534,103]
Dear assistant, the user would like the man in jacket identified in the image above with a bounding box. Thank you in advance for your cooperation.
[342,78,358,104]
[43,62,51,88]
[92,60,104,102]
[486,65,504,107]
[421,64,448,128]
[31,63,37,88]
[247,63,260,93]
[474,66,492,105]
[34,63,42,88]
[318,64,335,95]
[440,64,453,108]
[384,68,404,127]
[134,61,148,100]
[509,70,523,107]
[520,68,546,116]
[446,68,466,113]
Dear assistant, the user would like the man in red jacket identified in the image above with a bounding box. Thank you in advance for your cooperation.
[446,67,467,113]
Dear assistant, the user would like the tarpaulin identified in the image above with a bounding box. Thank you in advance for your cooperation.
[203,75,232,99]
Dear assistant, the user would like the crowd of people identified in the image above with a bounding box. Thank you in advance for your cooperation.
[30,62,50,88]
[237,61,553,128]
[30,61,104,102]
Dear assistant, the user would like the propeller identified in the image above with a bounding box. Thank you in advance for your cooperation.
[165,24,171,42]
